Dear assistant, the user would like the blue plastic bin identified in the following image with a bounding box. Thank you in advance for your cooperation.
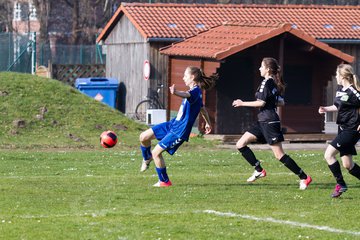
[75,77,119,108]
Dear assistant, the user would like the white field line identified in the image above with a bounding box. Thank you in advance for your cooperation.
[203,210,360,236]
[6,209,360,237]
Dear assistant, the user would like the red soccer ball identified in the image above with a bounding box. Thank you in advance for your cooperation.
[100,130,118,148]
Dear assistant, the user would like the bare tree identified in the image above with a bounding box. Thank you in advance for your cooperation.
[62,0,80,44]
[32,0,53,44]
[0,0,14,32]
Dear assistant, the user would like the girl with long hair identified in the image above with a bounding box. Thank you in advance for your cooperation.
[139,66,217,187]
[318,63,360,197]
[232,57,312,189]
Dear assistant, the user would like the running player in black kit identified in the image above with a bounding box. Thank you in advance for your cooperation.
[232,57,312,190]
[318,64,360,198]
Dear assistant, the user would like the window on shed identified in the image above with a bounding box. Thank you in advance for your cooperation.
[14,2,21,21]
[29,1,37,20]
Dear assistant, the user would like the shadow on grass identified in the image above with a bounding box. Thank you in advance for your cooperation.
[182,181,360,190]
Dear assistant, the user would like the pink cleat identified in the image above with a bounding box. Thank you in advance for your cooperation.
[153,180,172,187]
[331,184,347,198]
[299,175,312,190]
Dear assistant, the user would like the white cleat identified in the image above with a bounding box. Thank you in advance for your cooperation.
[299,176,312,190]
[140,159,152,172]
[247,169,267,183]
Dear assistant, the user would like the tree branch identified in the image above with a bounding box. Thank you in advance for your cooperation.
[63,0,74,8]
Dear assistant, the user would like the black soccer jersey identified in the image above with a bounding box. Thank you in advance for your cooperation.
[334,85,360,130]
[255,78,281,122]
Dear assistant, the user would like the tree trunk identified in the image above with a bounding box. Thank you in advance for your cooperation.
[71,0,80,44]
[63,0,80,44]
[32,0,51,45]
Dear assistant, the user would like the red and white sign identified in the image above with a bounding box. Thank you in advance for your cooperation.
[94,93,104,102]
[143,60,150,81]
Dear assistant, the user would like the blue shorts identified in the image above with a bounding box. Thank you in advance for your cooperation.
[152,121,184,155]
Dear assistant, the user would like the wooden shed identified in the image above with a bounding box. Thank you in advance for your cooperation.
[97,3,360,130]
[160,22,354,134]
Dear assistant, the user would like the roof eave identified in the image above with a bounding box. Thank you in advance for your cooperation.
[215,24,291,60]
[289,29,354,63]
[96,5,124,43]
[318,39,360,44]
[148,37,184,42]
[97,4,149,43]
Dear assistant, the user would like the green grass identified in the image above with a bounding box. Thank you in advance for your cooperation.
[1,72,360,239]
[0,148,359,239]
[0,72,145,149]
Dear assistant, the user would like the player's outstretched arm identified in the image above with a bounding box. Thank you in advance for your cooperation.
[200,107,212,134]
[232,99,265,108]
[169,84,190,98]
[318,105,337,114]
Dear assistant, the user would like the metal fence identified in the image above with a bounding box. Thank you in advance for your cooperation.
[0,32,105,74]
[0,32,33,73]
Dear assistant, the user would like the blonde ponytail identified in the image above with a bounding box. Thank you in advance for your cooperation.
[337,64,359,91]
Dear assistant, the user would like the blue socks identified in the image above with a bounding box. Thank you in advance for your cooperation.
[141,145,169,183]
[156,167,169,183]
[140,145,152,161]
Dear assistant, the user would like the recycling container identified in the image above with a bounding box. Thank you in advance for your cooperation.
[75,77,119,108]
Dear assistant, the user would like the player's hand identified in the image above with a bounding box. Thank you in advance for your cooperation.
[232,99,243,107]
[318,106,326,114]
[357,125,360,132]
[204,123,212,134]
[169,84,175,94]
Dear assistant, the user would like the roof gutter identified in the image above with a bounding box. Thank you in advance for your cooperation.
[148,37,183,42]
[318,39,360,44]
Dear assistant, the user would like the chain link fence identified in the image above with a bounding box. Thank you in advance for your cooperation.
[0,32,105,74]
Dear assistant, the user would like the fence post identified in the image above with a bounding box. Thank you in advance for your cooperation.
[96,43,103,64]
[31,32,36,74]
[80,45,83,64]
[8,33,11,69]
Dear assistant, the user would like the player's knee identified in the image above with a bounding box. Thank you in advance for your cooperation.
[274,152,283,160]
[236,142,244,149]
[324,152,332,162]
[152,151,159,159]
[342,161,352,170]
[139,131,148,142]
[236,139,247,149]
[152,148,162,159]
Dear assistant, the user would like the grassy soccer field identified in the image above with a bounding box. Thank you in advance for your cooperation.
[1,72,359,239]
[0,147,359,239]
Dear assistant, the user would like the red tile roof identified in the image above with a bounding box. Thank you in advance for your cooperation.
[159,22,354,62]
[97,3,360,43]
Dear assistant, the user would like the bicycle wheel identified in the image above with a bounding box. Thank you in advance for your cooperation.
[135,100,152,122]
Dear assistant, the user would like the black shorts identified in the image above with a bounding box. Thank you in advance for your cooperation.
[248,121,284,145]
[330,128,360,157]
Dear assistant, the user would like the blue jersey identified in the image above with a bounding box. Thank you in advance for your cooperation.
[170,86,203,141]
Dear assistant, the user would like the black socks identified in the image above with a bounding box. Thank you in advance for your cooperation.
[328,161,346,185]
[238,146,263,172]
[280,154,307,180]
[349,163,360,180]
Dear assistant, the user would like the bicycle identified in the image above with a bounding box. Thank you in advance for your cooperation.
[135,84,164,122]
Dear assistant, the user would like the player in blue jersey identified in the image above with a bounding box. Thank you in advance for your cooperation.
[139,66,218,187]
[318,64,360,198]
[232,57,312,190]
